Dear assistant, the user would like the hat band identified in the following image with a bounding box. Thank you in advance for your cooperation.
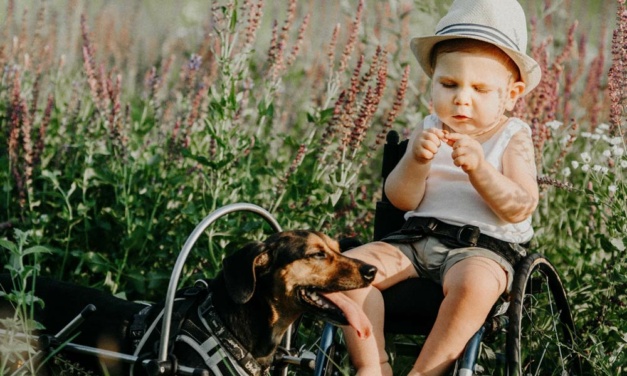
[436,23,520,52]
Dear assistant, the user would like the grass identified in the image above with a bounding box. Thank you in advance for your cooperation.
[0,0,625,374]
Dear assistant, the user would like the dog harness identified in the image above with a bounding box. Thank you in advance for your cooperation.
[129,284,267,376]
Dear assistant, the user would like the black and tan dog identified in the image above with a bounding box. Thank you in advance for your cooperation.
[0,230,376,375]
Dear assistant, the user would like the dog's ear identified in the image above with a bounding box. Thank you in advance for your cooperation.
[222,241,269,304]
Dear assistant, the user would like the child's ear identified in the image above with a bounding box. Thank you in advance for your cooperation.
[506,81,526,111]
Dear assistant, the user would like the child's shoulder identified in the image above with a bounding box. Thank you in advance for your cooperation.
[504,117,532,137]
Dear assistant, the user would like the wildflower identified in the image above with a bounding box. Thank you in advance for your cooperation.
[609,185,617,194]
[592,165,609,174]
[581,164,590,172]
[612,146,625,157]
[620,160,627,169]
[327,24,341,67]
[581,132,592,138]
[339,0,364,73]
[597,122,610,132]
[590,134,601,140]
[188,54,202,71]
[609,136,623,145]
[546,120,562,130]
[537,176,574,191]
[580,152,592,163]
[562,167,571,177]
[560,135,574,145]
[603,149,613,158]
[571,160,580,169]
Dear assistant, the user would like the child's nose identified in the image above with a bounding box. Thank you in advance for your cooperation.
[454,88,471,105]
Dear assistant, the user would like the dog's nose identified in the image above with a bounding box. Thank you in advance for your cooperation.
[360,264,378,282]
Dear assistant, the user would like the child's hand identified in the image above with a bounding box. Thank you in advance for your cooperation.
[444,133,485,173]
[411,128,448,164]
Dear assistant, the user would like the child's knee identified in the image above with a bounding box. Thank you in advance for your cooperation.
[443,257,507,298]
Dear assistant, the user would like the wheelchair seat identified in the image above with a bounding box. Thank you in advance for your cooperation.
[383,277,442,335]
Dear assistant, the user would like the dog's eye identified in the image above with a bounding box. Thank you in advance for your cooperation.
[309,251,327,260]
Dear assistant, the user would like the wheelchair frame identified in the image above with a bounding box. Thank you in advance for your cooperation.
[309,131,582,376]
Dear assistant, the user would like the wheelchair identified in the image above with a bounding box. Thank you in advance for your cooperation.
[308,131,582,376]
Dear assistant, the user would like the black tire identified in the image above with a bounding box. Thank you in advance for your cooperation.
[506,253,581,375]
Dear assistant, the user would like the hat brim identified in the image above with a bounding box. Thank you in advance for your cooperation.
[411,35,541,95]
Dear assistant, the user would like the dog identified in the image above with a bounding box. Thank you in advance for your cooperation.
[0,230,377,375]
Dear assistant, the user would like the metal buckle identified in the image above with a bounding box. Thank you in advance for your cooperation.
[456,225,480,247]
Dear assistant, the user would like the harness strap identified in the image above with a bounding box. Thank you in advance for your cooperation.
[128,284,266,376]
[383,216,527,267]
[129,304,154,350]
[198,294,267,376]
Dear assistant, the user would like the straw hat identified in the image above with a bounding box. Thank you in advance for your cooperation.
[410,0,541,95]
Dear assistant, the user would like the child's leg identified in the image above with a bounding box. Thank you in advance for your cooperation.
[341,242,418,376]
[408,257,508,376]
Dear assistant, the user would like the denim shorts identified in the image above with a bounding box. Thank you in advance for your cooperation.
[389,236,515,293]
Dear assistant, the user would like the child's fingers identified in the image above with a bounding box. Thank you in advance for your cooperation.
[442,131,466,147]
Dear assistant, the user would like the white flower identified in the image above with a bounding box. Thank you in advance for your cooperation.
[581,132,592,138]
[613,147,625,157]
[621,160,627,169]
[592,165,603,172]
[591,134,601,140]
[580,152,592,164]
[610,137,623,145]
[603,150,613,158]
[571,160,580,169]
[609,185,617,194]
[562,167,571,177]
[597,123,610,131]
[546,120,563,130]
[561,135,575,145]
[581,164,590,172]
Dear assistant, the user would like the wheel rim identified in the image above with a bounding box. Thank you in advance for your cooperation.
[507,254,581,376]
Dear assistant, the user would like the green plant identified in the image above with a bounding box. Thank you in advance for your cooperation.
[0,229,52,374]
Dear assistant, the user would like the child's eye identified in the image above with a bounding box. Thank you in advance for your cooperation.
[474,86,489,93]
[440,82,456,88]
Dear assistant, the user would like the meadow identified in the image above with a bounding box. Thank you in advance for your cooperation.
[0,0,625,374]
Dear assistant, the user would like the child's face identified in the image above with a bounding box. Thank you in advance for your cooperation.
[430,50,525,138]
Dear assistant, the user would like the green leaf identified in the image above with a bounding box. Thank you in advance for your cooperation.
[22,246,53,257]
[0,239,17,253]
[181,148,231,170]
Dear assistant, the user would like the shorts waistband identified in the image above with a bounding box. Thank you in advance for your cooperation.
[383,217,527,267]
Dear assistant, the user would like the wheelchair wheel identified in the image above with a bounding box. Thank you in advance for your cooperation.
[506,253,581,375]
[313,323,352,376]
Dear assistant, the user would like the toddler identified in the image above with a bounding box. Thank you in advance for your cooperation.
[341,0,541,375]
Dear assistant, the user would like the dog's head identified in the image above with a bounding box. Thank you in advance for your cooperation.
[222,230,376,330]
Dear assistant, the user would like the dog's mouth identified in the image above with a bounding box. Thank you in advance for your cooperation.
[298,288,372,339]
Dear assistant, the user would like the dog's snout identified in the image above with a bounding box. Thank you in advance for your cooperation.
[360,264,377,283]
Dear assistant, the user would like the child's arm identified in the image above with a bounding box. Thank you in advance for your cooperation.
[384,124,447,211]
[445,131,538,223]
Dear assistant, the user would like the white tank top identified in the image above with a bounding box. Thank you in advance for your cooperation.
[405,114,534,243]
